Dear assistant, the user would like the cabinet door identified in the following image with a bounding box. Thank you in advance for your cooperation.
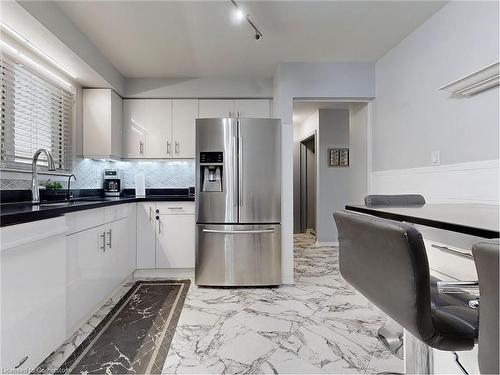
[234,99,271,118]
[66,226,108,335]
[110,90,123,158]
[126,203,137,273]
[198,99,234,118]
[155,214,195,268]
[1,229,66,372]
[136,202,156,268]
[145,99,172,158]
[83,89,111,157]
[172,99,197,158]
[108,218,130,282]
[123,99,146,158]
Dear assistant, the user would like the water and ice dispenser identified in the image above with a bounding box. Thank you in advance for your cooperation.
[200,152,223,192]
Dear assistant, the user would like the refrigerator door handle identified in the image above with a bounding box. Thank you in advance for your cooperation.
[238,135,243,207]
[202,228,275,234]
[233,134,238,207]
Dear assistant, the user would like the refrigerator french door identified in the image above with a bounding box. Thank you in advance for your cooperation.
[195,118,281,286]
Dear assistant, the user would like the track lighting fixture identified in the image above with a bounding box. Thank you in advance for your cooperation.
[230,0,263,40]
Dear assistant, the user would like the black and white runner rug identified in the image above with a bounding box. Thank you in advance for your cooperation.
[57,280,190,374]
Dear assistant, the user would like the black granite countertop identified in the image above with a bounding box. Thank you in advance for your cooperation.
[0,188,195,227]
[345,203,499,239]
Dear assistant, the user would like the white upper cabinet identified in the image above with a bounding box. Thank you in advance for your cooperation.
[83,89,123,159]
[199,99,271,118]
[124,99,196,159]
[172,99,198,159]
[123,99,172,159]
[198,99,235,118]
[122,100,145,158]
[144,100,172,158]
[234,99,271,118]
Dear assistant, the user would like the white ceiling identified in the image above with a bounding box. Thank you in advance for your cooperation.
[54,1,445,78]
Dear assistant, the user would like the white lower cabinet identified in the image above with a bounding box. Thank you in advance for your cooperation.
[156,213,195,268]
[137,201,195,269]
[66,224,109,334]
[137,202,156,268]
[1,217,67,372]
[66,206,134,336]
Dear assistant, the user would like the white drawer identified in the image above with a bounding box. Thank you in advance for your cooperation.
[1,217,67,251]
[155,202,194,215]
[104,204,129,223]
[424,239,477,281]
[66,208,104,234]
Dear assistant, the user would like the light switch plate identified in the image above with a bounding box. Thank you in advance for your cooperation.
[431,150,440,166]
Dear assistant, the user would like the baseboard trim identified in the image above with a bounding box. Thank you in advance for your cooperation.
[134,268,195,279]
[316,241,339,246]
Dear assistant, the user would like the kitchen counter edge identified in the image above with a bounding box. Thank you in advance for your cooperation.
[0,196,195,228]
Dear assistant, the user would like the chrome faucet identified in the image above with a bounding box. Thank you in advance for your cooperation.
[31,149,56,203]
[67,174,77,200]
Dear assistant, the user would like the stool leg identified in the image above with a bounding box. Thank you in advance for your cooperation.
[378,319,404,359]
[404,330,433,374]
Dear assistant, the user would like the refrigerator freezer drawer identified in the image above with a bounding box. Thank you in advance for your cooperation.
[195,224,281,286]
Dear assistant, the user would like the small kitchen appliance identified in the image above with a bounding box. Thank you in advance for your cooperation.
[103,169,123,197]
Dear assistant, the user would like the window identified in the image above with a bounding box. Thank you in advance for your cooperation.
[1,54,73,171]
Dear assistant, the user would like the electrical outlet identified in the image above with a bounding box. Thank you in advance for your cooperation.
[431,151,440,166]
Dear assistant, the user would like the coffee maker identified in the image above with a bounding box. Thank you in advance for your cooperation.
[103,169,123,197]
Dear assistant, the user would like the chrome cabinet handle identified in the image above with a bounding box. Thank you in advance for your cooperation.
[229,111,232,117]
[437,280,479,294]
[14,356,28,369]
[238,134,243,207]
[149,206,153,221]
[167,207,183,210]
[106,229,112,248]
[175,141,179,154]
[237,111,240,118]
[202,228,275,234]
[167,141,171,155]
[100,231,106,252]
[431,244,473,260]
[156,215,161,234]
[139,141,144,155]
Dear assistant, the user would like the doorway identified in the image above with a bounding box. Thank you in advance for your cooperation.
[299,134,316,234]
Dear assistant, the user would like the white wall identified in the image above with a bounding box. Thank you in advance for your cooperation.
[372,2,499,203]
[348,103,370,205]
[125,77,273,98]
[316,109,350,243]
[294,111,319,142]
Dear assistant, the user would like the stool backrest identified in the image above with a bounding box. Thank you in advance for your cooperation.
[364,194,426,207]
[473,239,500,375]
[333,210,435,343]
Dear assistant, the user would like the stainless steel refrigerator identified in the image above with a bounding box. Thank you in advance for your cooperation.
[195,118,281,286]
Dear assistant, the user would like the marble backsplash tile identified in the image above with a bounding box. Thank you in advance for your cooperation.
[0,158,195,190]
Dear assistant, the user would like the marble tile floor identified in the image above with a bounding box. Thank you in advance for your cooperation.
[39,233,403,374]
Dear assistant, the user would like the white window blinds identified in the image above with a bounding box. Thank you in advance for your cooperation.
[1,53,73,171]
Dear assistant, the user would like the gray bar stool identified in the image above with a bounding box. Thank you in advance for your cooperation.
[363,194,426,358]
[333,210,479,356]
[473,239,499,374]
